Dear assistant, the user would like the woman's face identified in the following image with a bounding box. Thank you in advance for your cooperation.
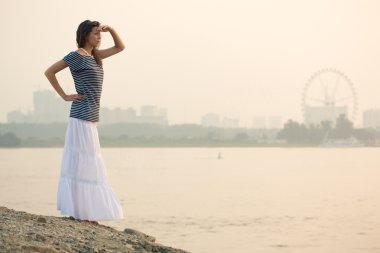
[86,26,101,48]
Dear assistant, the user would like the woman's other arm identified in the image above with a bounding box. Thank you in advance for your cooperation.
[97,25,125,59]
[44,60,84,102]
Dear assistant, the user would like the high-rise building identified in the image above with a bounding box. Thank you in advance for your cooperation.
[252,115,282,129]
[7,90,70,123]
[33,90,70,123]
[201,113,220,127]
[221,117,239,128]
[363,109,380,129]
[134,105,168,125]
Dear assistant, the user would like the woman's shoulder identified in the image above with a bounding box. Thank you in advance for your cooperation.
[64,50,77,58]
[65,49,87,58]
[63,50,84,70]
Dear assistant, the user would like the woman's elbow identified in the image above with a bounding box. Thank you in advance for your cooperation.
[44,68,53,77]
[118,45,126,52]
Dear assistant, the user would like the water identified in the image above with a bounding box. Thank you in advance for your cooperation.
[0,147,379,253]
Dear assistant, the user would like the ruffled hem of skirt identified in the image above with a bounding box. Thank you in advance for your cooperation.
[57,176,124,221]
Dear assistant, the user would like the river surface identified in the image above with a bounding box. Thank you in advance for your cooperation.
[0,147,379,253]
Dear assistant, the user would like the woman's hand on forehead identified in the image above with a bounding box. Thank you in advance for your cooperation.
[97,25,111,32]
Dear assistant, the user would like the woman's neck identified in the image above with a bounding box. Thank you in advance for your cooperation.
[81,45,94,55]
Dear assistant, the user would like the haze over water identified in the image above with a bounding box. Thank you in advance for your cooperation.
[1,147,379,253]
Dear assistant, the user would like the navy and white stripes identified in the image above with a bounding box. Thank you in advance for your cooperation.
[63,51,104,122]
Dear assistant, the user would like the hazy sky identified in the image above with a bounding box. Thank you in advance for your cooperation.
[1,0,379,127]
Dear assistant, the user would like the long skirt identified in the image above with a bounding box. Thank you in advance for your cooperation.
[57,117,124,221]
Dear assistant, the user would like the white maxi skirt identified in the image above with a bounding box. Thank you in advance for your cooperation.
[57,117,124,221]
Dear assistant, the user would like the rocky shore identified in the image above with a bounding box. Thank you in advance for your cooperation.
[0,206,190,253]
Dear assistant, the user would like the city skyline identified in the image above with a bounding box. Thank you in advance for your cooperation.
[6,88,380,129]
[6,89,284,128]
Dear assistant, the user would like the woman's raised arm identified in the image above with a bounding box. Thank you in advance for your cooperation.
[97,25,125,59]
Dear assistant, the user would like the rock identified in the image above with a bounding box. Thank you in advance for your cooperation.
[124,228,156,242]
[0,206,190,253]
[34,233,47,242]
[21,245,59,253]
[37,216,47,223]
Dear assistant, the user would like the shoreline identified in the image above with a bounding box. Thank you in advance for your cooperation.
[0,206,190,253]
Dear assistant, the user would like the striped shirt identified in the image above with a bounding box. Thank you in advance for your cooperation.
[63,50,104,122]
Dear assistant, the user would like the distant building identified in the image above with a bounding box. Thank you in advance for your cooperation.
[252,115,282,129]
[136,105,168,125]
[363,109,380,129]
[201,113,220,127]
[33,90,70,123]
[7,110,31,123]
[201,113,239,128]
[7,90,70,123]
[99,105,168,125]
[100,106,134,124]
[7,90,169,126]
[221,117,239,128]
[303,105,348,127]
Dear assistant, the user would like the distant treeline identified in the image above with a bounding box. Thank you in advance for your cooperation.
[277,114,377,145]
[0,115,378,147]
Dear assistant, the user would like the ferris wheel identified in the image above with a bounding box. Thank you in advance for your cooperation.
[301,68,358,124]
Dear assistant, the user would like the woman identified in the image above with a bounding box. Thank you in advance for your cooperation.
[44,20,125,225]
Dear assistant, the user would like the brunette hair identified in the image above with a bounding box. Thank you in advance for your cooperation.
[76,20,102,66]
